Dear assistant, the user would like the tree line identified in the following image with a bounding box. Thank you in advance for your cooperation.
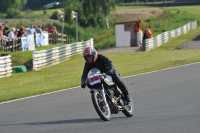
[0,0,174,28]
[0,0,27,18]
[63,0,122,27]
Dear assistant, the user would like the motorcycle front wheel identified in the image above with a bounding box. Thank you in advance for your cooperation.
[91,90,111,121]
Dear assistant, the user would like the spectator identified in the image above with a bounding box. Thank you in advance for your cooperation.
[0,23,3,39]
[26,24,36,35]
[43,5,47,14]
[52,26,58,33]
[17,26,23,37]
[8,28,17,40]
[14,29,19,36]
[134,22,141,34]
[145,25,153,38]
[18,26,27,37]
[48,26,56,33]
[142,25,153,51]
[3,25,9,36]
[7,28,18,51]
[0,23,7,40]
[41,25,46,31]
[36,25,43,34]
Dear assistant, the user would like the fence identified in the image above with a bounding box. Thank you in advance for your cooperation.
[0,19,60,23]
[33,38,93,71]
[0,39,22,52]
[49,33,70,44]
[0,33,70,52]
[0,54,12,78]
[145,20,197,51]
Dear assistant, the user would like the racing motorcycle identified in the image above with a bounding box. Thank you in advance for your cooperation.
[85,68,134,121]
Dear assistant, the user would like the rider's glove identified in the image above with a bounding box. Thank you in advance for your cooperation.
[81,82,86,89]
[106,69,114,75]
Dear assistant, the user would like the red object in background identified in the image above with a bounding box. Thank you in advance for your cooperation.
[134,22,141,34]
[14,31,18,36]
[48,27,55,33]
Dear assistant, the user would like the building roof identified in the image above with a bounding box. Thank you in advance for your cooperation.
[115,20,142,25]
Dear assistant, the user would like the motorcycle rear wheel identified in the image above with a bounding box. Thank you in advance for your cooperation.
[122,101,134,117]
[91,90,111,121]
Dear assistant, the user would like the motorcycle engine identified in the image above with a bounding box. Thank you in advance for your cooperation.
[107,89,118,114]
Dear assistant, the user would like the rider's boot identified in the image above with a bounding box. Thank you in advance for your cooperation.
[124,94,131,102]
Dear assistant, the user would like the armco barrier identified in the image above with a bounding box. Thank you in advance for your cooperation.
[33,38,93,71]
[0,55,12,78]
[145,20,197,51]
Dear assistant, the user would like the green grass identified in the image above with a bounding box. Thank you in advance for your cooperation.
[0,27,200,102]
[20,8,62,19]
[0,5,200,102]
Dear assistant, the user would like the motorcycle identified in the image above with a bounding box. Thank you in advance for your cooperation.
[85,68,134,121]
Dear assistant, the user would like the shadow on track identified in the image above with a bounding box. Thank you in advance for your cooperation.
[0,117,128,127]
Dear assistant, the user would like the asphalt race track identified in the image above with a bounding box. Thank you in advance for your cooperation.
[0,62,200,133]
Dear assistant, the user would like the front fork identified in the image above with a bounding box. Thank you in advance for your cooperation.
[101,84,109,108]
[90,84,109,108]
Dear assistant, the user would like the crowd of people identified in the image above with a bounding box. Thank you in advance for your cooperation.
[0,23,58,41]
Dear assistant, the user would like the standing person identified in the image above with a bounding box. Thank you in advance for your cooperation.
[48,26,56,34]
[52,26,58,33]
[142,25,153,51]
[134,22,141,34]
[8,28,17,39]
[0,23,4,40]
[0,23,7,40]
[43,5,47,14]
[7,28,17,51]
[81,46,132,103]
[41,25,46,31]
[14,29,19,36]
[0,23,6,50]
[26,24,36,35]
[146,25,153,38]
[3,25,9,37]
[36,25,43,34]
[17,26,27,37]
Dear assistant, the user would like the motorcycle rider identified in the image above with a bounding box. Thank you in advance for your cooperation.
[81,46,131,103]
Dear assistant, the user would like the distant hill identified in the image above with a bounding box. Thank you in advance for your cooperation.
[25,0,63,10]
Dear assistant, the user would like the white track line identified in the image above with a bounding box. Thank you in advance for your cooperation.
[1,62,200,105]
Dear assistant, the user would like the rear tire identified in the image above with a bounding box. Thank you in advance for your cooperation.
[91,90,111,121]
[122,101,134,117]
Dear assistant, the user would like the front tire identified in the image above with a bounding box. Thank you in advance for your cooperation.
[91,90,111,121]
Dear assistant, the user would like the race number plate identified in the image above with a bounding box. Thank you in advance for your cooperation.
[88,74,101,85]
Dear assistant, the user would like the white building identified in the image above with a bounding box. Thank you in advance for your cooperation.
[115,20,143,47]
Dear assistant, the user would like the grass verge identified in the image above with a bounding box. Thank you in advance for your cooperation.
[0,26,200,102]
[0,5,200,102]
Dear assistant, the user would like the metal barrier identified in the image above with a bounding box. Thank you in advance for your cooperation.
[32,38,93,71]
[0,54,12,78]
[145,20,197,51]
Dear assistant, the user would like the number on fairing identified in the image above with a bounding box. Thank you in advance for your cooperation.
[88,74,101,85]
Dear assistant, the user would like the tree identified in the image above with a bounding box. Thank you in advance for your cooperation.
[64,0,121,27]
[82,0,118,17]
[0,0,27,13]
